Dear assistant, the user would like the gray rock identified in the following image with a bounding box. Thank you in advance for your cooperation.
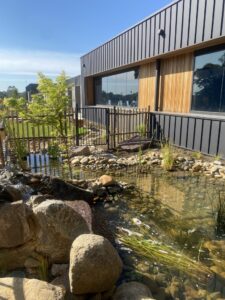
[80,157,89,165]
[0,201,35,248]
[0,277,65,300]
[71,146,91,157]
[69,234,123,294]
[51,264,69,277]
[113,281,153,300]
[34,200,91,262]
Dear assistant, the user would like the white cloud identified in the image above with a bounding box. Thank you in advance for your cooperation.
[0,48,81,76]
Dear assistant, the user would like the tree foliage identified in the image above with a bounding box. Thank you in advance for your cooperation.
[23,72,69,137]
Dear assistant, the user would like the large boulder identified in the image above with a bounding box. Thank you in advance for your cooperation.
[0,184,23,202]
[0,201,37,248]
[113,282,153,300]
[65,200,92,232]
[71,146,91,157]
[98,175,115,187]
[45,177,94,203]
[69,234,123,294]
[33,200,91,262]
[0,277,65,300]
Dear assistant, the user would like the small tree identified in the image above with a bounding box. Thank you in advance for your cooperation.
[23,72,73,177]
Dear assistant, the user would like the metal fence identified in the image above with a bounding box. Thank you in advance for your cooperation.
[2,107,225,160]
[82,107,225,158]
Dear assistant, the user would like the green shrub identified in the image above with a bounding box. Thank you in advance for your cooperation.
[136,124,146,137]
[161,143,174,171]
[48,142,60,159]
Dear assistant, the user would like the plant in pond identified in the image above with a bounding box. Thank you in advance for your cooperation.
[136,124,146,137]
[161,143,174,171]
[192,151,202,160]
[38,256,49,281]
[214,192,225,235]
[214,154,221,161]
[119,234,212,282]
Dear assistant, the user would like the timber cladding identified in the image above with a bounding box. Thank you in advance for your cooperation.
[138,62,156,109]
[85,77,94,105]
[159,52,193,113]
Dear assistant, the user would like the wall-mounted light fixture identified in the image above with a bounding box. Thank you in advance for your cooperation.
[82,63,86,68]
[158,28,165,38]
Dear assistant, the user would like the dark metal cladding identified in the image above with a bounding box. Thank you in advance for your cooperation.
[81,0,225,77]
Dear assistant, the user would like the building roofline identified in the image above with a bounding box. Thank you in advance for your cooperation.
[80,0,180,59]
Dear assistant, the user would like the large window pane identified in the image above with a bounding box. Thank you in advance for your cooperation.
[94,69,139,107]
[192,47,225,113]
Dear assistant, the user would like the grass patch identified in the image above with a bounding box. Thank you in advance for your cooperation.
[6,119,87,138]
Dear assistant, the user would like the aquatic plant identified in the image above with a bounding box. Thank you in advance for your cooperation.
[192,151,202,160]
[161,143,174,171]
[215,192,225,235]
[119,234,212,282]
[38,256,49,281]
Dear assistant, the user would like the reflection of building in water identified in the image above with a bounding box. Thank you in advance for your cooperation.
[135,175,185,214]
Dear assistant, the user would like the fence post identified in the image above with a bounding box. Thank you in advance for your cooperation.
[106,108,110,150]
[75,104,79,146]
[113,106,116,148]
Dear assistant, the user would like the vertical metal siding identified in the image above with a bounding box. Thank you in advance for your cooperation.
[213,0,224,38]
[164,7,171,53]
[175,2,183,50]
[146,19,151,57]
[142,21,147,60]
[204,0,215,40]
[170,4,177,51]
[195,0,206,44]
[160,11,166,53]
[138,23,143,61]
[188,0,198,46]
[81,0,225,77]
[155,13,160,55]
[150,17,155,56]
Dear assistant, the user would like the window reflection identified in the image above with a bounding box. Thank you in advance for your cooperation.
[94,69,138,107]
[192,47,225,113]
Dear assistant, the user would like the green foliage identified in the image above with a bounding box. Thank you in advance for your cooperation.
[38,256,49,281]
[3,97,26,112]
[48,142,60,159]
[136,124,146,137]
[192,151,202,160]
[23,72,69,137]
[161,143,174,171]
[119,234,211,282]
[215,192,225,235]
[137,146,143,164]
[214,154,221,161]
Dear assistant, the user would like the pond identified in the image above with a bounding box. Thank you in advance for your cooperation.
[27,153,225,298]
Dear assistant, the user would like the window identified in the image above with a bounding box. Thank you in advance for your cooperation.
[192,46,225,113]
[94,69,139,107]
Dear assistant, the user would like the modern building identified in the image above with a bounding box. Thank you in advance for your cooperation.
[66,75,81,110]
[80,0,225,157]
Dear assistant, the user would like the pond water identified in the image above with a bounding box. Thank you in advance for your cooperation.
[27,153,225,298]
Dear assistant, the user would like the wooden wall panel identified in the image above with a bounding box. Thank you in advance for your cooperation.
[138,62,156,109]
[159,53,193,113]
[85,77,94,105]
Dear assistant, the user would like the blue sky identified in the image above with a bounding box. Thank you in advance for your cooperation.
[0,0,172,91]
